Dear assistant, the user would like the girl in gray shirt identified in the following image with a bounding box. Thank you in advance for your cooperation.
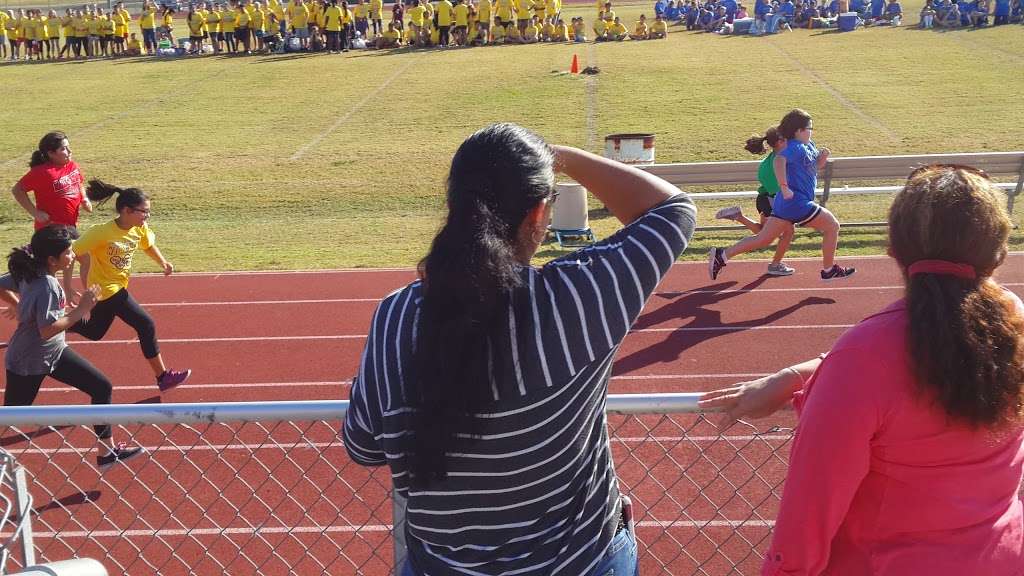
[0,225,143,470]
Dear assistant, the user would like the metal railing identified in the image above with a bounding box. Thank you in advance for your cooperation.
[0,396,793,575]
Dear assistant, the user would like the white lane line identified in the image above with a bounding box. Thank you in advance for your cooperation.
[0,519,774,540]
[52,324,851,346]
[290,57,417,160]
[127,252,1023,278]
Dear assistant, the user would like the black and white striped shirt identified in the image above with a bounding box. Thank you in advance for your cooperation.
[344,194,695,575]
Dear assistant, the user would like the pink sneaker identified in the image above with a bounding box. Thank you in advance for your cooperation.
[157,369,192,392]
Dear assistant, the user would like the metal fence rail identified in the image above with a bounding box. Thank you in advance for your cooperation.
[0,396,793,575]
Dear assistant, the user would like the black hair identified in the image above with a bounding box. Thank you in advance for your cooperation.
[30,131,68,168]
[7,226,78,285]
[744,126,783,155]
[778,108,812,140]
[85,179,150,212]
[410,123,555,487]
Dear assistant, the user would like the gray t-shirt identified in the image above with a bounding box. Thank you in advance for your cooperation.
[0,273,68,376]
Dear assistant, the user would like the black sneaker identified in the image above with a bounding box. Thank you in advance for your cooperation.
[97,443,145,470]
[821,264,856,281]
[708,247,727,280]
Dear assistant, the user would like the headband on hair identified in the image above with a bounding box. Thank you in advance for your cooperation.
[907,259,976,280]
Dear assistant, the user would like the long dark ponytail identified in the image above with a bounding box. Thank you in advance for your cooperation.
[744,127,782,155]
[29,131,68,168]
[7,226,77,285]
[411,123,555,486]
[86,179,149,212]
[888,166,1024,428]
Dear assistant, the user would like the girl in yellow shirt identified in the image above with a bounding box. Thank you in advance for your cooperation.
[0,10,9,61]
[71,180,192,393]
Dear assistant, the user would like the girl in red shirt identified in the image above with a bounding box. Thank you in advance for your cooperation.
[10,131,93,296]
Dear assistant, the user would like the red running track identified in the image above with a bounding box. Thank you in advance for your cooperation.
[1,254,1021,574]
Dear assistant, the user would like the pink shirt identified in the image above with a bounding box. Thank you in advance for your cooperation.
[763,296,1024,576]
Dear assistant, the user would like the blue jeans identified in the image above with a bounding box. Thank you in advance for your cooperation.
[399,526,638,576]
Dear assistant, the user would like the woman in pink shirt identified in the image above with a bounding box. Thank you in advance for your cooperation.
[701,164,1024,575]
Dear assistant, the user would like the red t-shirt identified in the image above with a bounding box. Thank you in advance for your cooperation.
[17,161,85,230]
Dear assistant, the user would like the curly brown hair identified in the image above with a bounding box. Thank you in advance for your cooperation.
[888,165,1024,428]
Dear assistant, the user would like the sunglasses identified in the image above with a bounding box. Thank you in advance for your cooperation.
[908,163,991,181]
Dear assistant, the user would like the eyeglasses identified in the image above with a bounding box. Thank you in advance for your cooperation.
[908,163,991,181]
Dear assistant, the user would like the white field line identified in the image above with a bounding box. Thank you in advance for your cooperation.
[766,40,899,142]
[290,57,417,160]
[1,519,774,540]
[3,373,767,395]
[3,434,790,456]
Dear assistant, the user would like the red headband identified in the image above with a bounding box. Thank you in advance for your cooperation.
[907,260,977,280]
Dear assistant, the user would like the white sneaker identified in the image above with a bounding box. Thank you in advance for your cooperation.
[767,262,795,276]
[715,206,743,221]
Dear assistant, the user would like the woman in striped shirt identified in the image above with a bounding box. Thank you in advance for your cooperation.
[344,123,696,575]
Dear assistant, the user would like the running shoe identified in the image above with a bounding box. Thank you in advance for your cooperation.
[97,442,145,471]
[767,262,795,276]
[708,247,727,280]
[157,369,192,392]
[715,206,743,221]
[821,264,856,281]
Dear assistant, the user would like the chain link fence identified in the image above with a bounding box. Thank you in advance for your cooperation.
[0,396,793,575]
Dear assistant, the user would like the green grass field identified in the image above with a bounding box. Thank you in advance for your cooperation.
[0,0,1021,272]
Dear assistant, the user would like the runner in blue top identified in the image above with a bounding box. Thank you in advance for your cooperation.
[709,109,855,281]
[715,127,796,276]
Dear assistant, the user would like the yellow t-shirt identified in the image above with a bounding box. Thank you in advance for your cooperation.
[73,17,88,37]
[207,10,221,32]
[593,18,606,34]
[101,16,116,35]
[436,0,453,25]
[250,8,265,29]
[163,12,174,28]
[87,16,102,35]
[477,0,491,21]
[61,16,74,37]
[492,22,505,39]
[127,37,142,50]
[289,4,309,27]
[609,21,626,35]
[506,22,519,37]
[324,5,343,30]
[382,27,400,40]
[188,12,205,35]
[370,0,384,19]
[236,9,250,27]
[554,22,568,39]
[523,22,537,38]
[429,26,439,42]
[634,21,647,35]
[73,221,155,302]
[403,26,416,42]
[496,0,512,20]
[651,20,666,34]
[355,4,369,18]
[532,0,546,17]
[541,20,553,36]
[408,5,426,26]
[140,8,156,29]
[221,10,237,31]
[453,3,469,24]
[117,9,131,33]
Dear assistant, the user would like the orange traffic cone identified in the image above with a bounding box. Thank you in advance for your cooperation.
[570,53,579,74]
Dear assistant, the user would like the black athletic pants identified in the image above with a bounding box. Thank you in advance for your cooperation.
[70,289,160,359]
[5,348,113,439]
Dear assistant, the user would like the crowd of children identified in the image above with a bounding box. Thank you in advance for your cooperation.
[653,0,1021,33]
[2,0,1020,60]
[0,0,672,60]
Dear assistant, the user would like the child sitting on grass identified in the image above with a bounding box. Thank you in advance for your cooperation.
[608,15,628,38]
[650,13,669,35]
[631,13,649,37]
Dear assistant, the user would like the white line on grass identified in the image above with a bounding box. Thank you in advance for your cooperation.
[0,519,774,540]
[766,40,899,142]
[290,57,417,160]
[584,42,598,150]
